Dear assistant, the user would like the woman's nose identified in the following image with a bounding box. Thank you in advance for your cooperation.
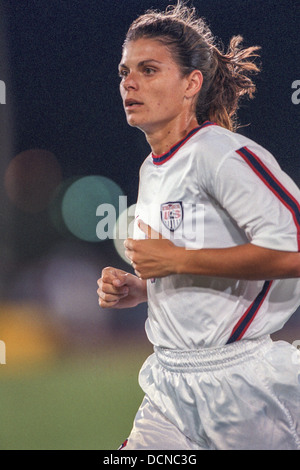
[122,72,139,91]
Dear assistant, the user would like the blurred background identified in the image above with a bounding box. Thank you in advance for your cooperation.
[0,0,299,450]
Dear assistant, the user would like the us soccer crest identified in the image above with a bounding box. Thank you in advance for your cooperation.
[160,201,183,232]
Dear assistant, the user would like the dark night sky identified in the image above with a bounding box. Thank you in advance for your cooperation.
[0,0,299,265]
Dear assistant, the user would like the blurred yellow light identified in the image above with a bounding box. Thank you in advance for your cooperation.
[0,302,60,370]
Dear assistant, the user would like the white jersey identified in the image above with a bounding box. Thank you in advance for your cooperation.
[133,122,300,349]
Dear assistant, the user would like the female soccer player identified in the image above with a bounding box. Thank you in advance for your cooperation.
[97,2,300,450]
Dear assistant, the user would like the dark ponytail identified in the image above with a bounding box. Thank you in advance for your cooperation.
[124,2,261,131]
[199,36,261,130]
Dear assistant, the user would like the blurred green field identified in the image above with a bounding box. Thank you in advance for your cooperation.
[0,312,298,451]
[0,343,150,450]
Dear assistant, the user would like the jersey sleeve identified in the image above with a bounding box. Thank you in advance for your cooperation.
[210,144,300,252]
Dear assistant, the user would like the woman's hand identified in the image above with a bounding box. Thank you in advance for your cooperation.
[124,220,300,281]
[124,220,180,279]
[97,267,147,309]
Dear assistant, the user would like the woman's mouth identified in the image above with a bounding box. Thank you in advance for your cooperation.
[125,99,144,110]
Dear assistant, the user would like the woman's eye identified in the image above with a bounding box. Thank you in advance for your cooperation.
[119,69,129,78]
[118,67,156,78]
[144,68,155,75]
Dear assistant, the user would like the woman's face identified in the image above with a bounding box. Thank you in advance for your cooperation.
[119,38,193,135]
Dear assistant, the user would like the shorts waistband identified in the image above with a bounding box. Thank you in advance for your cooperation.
[154,335,272,372]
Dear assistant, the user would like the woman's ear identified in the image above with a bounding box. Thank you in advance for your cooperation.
[185,70,203,98]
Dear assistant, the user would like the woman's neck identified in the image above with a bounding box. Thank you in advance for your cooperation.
[144,115,199,156]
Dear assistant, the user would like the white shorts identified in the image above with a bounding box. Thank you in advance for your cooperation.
[122,336,300,450]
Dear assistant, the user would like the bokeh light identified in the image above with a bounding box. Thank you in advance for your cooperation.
[113,203,136,263]
[4,149,62,213]
[0,302,60,366]
[50,175,124,242]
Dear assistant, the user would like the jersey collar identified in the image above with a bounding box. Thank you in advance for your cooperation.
[151,121,216,166]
